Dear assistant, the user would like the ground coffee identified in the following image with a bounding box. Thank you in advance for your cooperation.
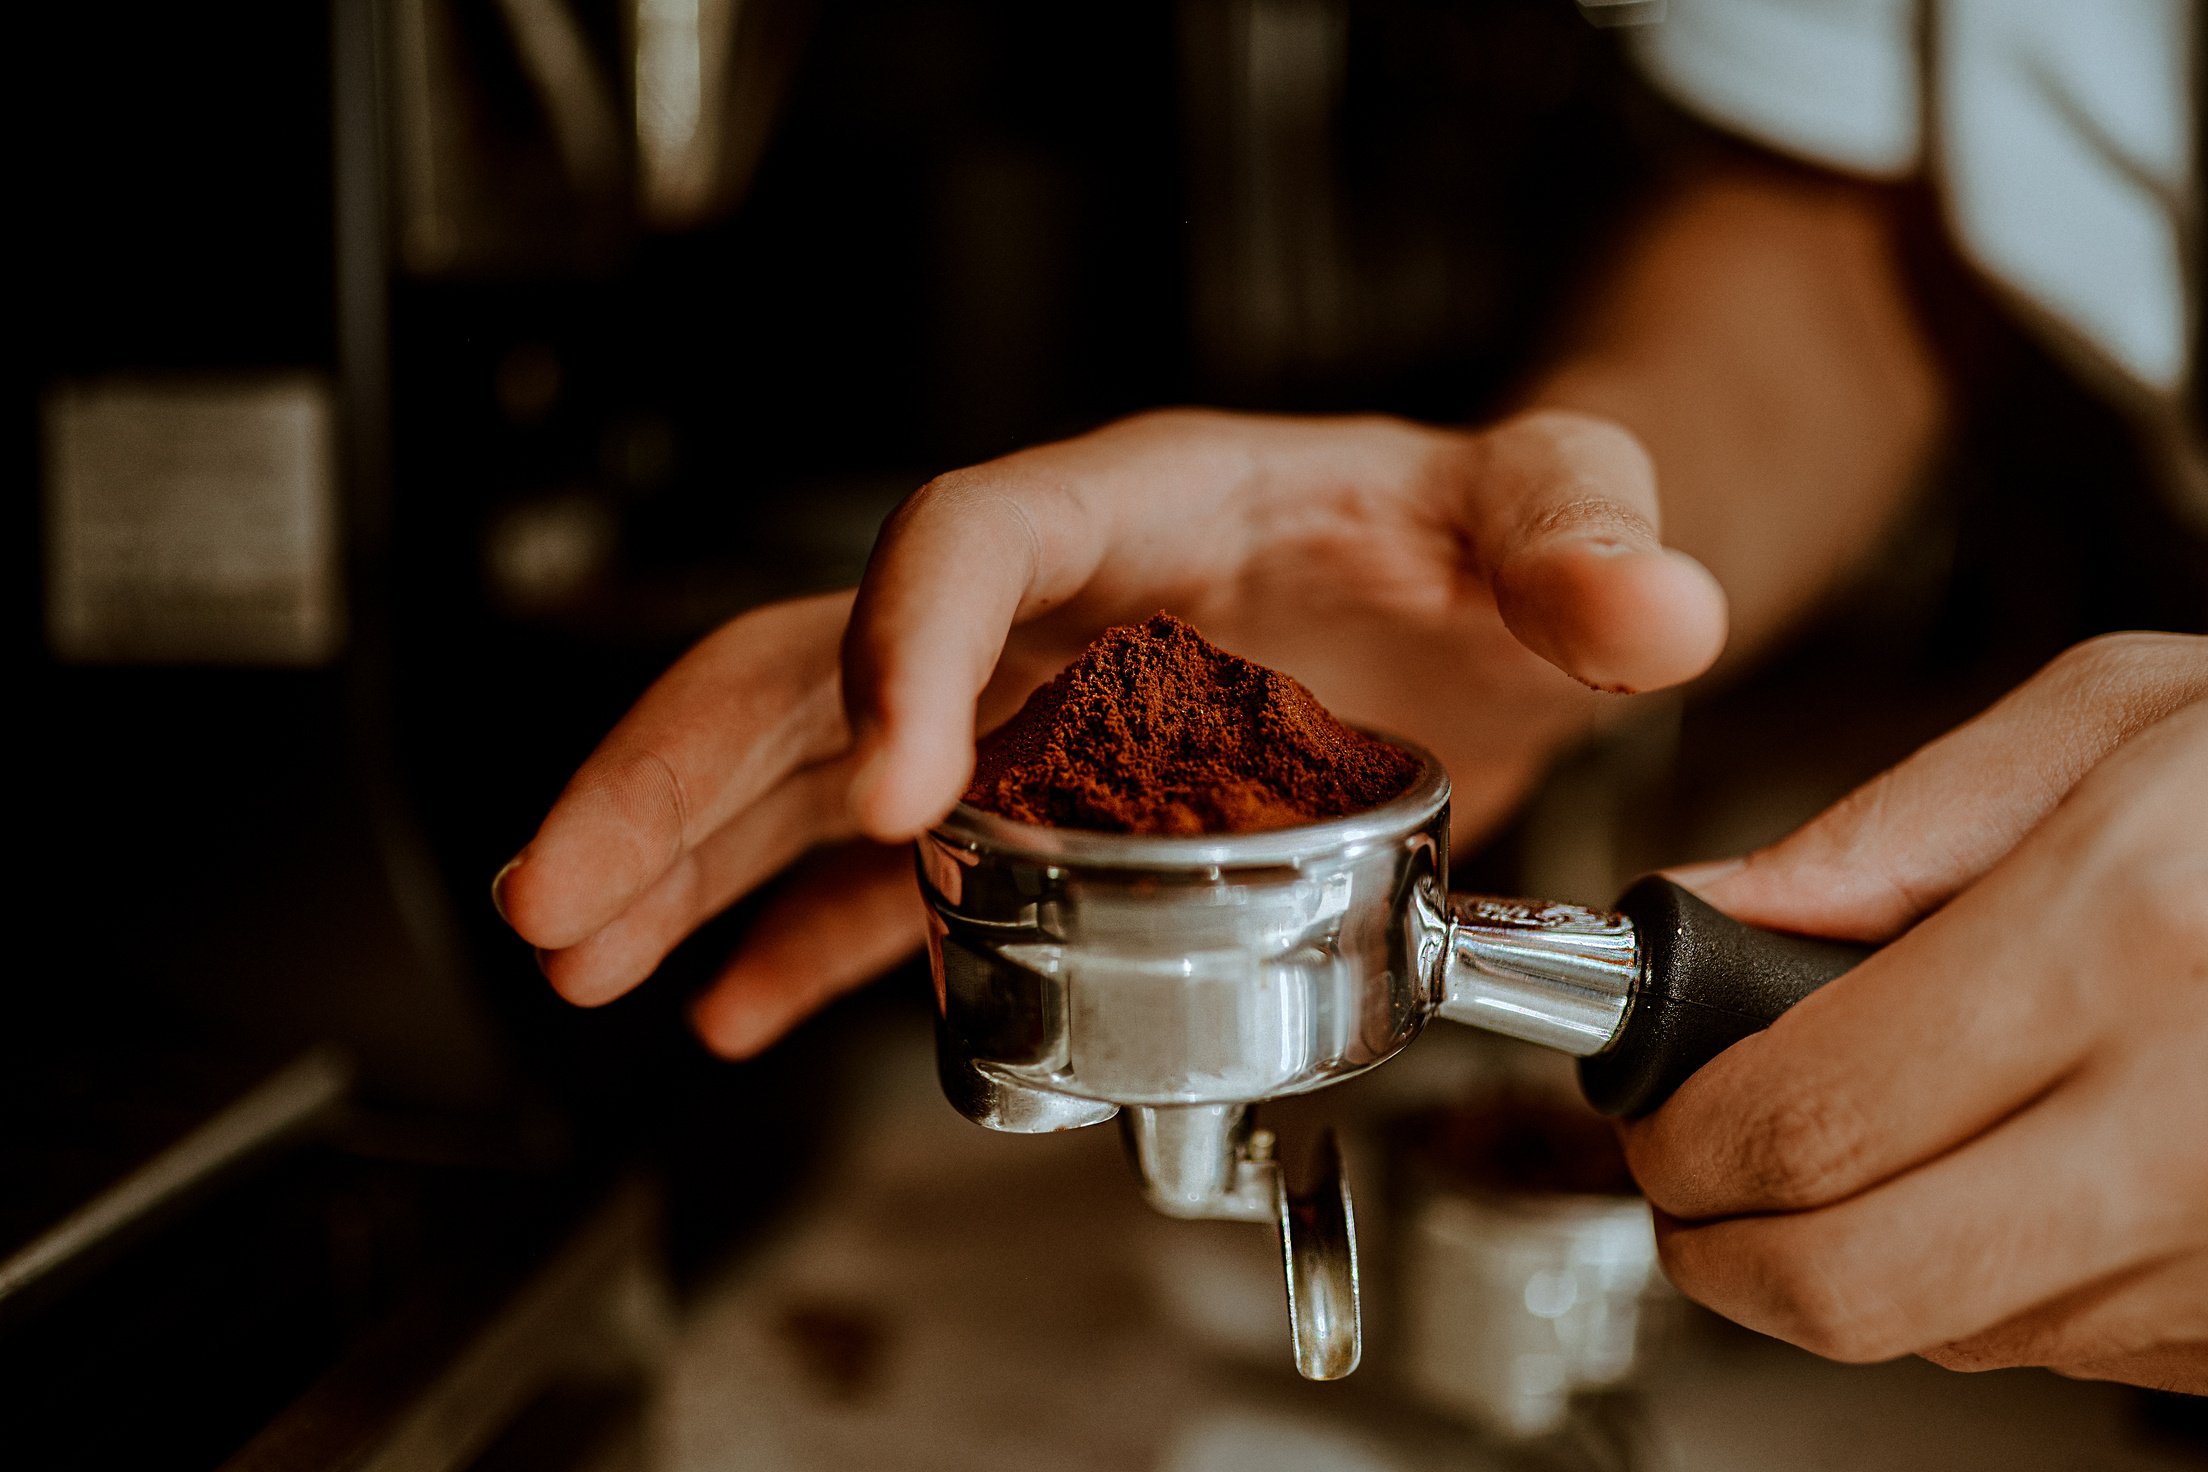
[962,612,1419,835]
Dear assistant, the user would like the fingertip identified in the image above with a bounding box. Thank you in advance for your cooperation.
[491,854,523,925]
[536,943,636,1009]
[1650,548,1731,680]
[494,850,572,949]
[690,975,779,1060]
[1498,536,1728,693]
[845,732,971,841]
[496,862,586,951]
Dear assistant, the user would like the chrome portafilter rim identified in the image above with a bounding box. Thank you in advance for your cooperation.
[916,736,1454,1382]
[926,735,1453,869]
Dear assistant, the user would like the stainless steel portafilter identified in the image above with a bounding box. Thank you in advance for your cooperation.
[915,741,1867,1381]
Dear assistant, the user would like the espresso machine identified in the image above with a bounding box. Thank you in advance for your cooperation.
[917,740,1866,1380]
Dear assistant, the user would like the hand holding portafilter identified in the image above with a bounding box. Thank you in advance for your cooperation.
[918,742,1868,1380]
[1553,877,1871,1118]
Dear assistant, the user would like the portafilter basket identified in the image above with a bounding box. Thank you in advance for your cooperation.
[915,740,1867,1380]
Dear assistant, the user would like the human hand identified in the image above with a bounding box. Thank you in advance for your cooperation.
[1623,633,2208,1393]
[494,407,1728,1057]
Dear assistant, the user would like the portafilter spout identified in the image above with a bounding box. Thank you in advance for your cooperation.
[1119,1103,1360,1380]
[916,740,1869,1380]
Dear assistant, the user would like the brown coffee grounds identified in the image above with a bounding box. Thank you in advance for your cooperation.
[962,613,1419,835]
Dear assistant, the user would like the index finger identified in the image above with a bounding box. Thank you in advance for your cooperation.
[1676,632,2208,941]
[497,590,853,950]
[838,418,1237,838]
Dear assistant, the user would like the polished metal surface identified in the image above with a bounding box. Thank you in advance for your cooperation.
[919,753,1453,1115]
[916,740,1657,1381]
[1,1049,351,1309]
[918,747,1452,1380]
[1435,895,1637,1056]
[1115,1106,1362,1380]
[1121,1104,1271,1221]
[1277,1128,1361,1381]
[934,1012,1122,1134]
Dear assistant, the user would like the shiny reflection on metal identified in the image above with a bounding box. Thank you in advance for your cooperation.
[0,1049,351,1308]
[1116,1106,1362,1378]
[920,758,1448,1381]
[1122,1104,1271,1220]
[934,1016,1120,1133]
[1279,1128,1361,1380]
[921,749,1450,1115]
[918,739,1658,1382]
[1436,895,1638,1056]
[1575,0,1668,27]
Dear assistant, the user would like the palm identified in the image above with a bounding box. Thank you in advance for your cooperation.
[500,407,1721,1056]
[963,415,1613,838]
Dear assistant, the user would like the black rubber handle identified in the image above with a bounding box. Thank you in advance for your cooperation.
[1577,875,1873,1118]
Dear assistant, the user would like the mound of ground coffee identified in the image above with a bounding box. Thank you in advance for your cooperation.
[962,612,1419,835]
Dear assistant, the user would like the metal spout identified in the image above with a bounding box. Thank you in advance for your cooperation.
[1122,1104,1270,1220]
[1120,1105,1363,1380]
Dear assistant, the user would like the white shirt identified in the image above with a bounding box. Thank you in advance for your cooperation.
[1633,0,2203,518]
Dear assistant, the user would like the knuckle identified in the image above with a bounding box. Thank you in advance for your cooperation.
[896,469,981,521]
[1787,781,1913,893]
[892,470,1045,564]
[1730,1087,1878,1211]
[2046,630,2174,682]
[2039,631,2208,714]
[1521,492,1653,545]
[1509,407,1653,471]
[2068,808,2208,947]
[1757,1250,1909,1363]
[1664,1225,1907,1363]
[573,751,689,875]
[2131,862,2208,946]
[1482,410,1658,522]
[1724,776,1947,937]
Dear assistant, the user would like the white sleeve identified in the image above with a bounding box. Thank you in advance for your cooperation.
[1629,0,1922,178]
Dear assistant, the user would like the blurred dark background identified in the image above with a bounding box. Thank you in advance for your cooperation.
[9,2,2202,1468]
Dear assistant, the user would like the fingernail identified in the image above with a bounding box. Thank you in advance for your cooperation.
[1562,531,1636,558]
[1664,857,1745,893]
[491,855,524,924]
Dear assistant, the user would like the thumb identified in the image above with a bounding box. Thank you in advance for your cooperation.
[1671,632,2208,941]
[1473,410,1728,694]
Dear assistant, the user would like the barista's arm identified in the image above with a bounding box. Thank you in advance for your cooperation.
[1522,155,1946,671]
